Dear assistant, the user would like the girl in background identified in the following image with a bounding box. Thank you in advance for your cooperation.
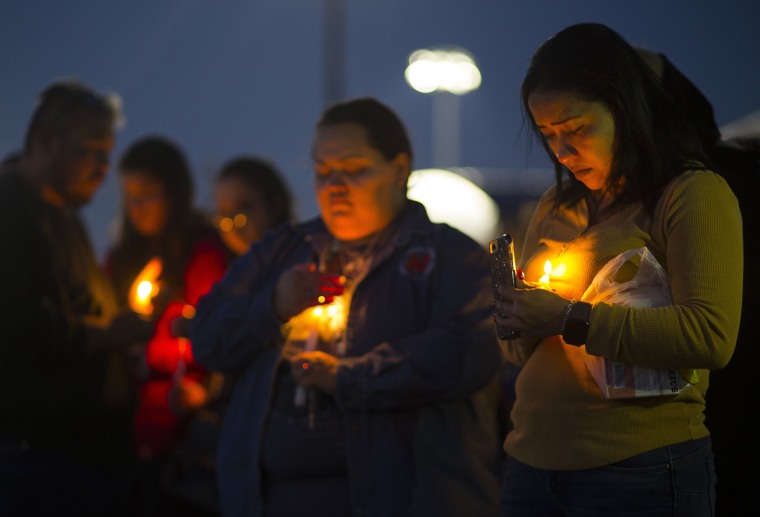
[105,135,229,515]
[157,154,295,515]
[213,155,294,257]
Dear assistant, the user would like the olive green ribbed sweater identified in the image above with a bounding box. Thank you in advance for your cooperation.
[503,169,743,470]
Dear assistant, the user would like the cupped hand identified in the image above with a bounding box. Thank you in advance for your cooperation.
[273,263,346,321]
[289,350,339,395]
[493,276,571,340]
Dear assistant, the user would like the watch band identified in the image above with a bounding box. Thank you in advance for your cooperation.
[562,300,591,346]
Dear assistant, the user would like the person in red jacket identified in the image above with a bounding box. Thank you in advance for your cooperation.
[104,135,229,515]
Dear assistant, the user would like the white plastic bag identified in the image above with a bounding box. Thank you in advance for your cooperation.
[581,247,694,398]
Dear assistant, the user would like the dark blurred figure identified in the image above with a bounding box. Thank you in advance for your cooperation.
[0,79,153,516]
[159,155,296,515]
[1,151,22,172]
[104,135,230,516]
[639,48,760,515]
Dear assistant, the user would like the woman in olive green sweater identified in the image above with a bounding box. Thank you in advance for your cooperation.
[494,23,742,517]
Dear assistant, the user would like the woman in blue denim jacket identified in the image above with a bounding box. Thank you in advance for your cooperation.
[190,98,503,517]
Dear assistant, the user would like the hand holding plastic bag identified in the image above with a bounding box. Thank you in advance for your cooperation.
[581,247,694,398]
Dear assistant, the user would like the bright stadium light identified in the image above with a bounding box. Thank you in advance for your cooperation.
[405,48,482,95]
[405,47,481,167]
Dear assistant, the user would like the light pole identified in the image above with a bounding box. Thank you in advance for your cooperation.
[404,48,498,246]
[404,47,481,167]
[323,0,346,106]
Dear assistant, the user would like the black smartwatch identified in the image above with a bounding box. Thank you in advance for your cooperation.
[562,301,591,346]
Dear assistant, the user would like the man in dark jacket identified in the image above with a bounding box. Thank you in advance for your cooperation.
[0,79,152,515]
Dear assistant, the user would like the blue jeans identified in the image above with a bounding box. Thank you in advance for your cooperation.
[500,436,715,517]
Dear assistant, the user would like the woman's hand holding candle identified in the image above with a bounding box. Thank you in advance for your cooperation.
[493,275,571,340]
[290,350,339,395]
[273,263,346,322]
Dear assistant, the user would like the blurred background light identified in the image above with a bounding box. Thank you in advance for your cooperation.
[405,47,481,167]
[405,48,482,95]
[407,168,500,246]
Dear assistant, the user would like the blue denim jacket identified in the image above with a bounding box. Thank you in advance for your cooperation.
[190,201,503,517]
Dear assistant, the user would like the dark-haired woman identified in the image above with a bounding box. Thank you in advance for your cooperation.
[213,155,294,257]
[494,23,743,516]
[104,135,229,514]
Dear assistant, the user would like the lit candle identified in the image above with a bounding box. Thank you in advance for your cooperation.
[136,280,153,304]
[294,328,319,407]
[291,292,349,406]
[539,260,553,285]
[538,260,567,287]
[129,257,162,316]
[302,295,348,343]
[173,338,187,383]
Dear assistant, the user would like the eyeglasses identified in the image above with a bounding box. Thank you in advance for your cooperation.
[213,213,248,232]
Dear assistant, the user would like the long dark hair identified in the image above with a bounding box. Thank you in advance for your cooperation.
[107,135,212,306]
[521,23,708,210]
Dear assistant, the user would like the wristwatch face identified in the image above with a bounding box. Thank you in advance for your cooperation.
[563,302,591,345]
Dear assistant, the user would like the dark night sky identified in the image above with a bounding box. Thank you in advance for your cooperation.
[2,0,758,257]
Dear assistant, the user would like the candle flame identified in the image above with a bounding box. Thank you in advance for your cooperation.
[173,338,188,381]
[129,257,163,316]
[539,260,552,285]
[288,294,348,344]
[539,260,567,286]
[136,280,153,302]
